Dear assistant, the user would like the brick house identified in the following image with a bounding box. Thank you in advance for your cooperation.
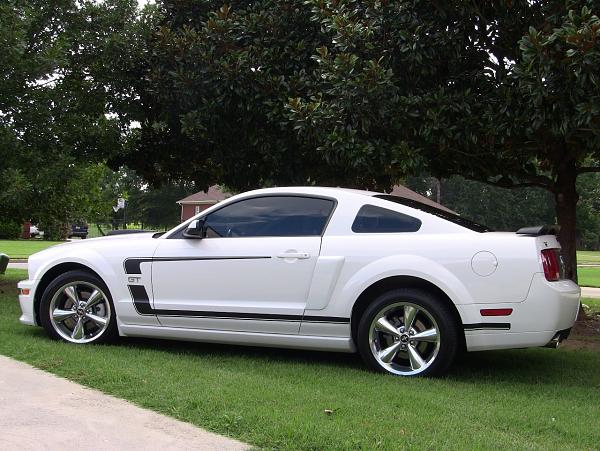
[177,186,229,222]
[177,184,451,222]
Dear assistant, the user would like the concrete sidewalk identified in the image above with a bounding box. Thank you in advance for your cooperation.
[582,287,600,299]
[0,356,248,451]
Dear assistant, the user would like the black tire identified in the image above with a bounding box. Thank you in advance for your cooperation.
[356,288,460,377]
[39,270,118,344]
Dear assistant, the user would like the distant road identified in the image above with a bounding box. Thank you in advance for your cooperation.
[582,287,600,299]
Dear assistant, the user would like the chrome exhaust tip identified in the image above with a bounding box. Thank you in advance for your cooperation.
[543,333,561,349]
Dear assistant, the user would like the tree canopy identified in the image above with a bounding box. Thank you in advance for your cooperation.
[0,0,139,237]
[114,0,600,279]
[1,0,599,278]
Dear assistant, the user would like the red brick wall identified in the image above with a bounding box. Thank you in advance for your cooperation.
[180,204,213,222]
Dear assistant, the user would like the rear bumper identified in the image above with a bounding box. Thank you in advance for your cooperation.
[17,280,37,326]
[460,274,580,351]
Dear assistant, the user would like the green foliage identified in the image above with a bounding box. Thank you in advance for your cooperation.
[407,176,556,231]
[0,221,22,240]
[409,174,600,247]
[127,181,195,229]
[109,0,600,279]
[0,0,139,235]
[577,172,600,249]
[121,1,599,191]
[514,3,600,153]
[2,1,599,275]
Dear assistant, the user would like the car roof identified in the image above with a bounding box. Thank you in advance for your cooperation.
[233,186,380,199]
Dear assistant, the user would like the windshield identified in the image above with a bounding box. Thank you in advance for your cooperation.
[374,195,492,233]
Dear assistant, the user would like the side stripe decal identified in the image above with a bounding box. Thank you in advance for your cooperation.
[127,284,349,324]
[127,285,153,315]
[463,323,511,331]
[124,256,271,275]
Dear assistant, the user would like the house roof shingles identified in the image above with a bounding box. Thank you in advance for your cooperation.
[177,186,229,204]
[387,185,455,214]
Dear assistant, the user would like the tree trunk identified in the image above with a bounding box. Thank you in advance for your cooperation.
[434,177,441,204]
[554,165,579,283]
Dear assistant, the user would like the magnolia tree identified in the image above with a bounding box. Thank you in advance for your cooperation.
[502,5,600,279]
[112,0,600,281]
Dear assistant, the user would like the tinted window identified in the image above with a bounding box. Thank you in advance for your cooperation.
[374,195,491,232]
[204,196,335,237]
[352,205,421,233]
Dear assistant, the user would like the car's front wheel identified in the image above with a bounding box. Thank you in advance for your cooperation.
[39,270,118,344]
[357,288,460,376]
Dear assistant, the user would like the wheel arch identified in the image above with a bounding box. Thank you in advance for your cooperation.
[33,262,104,325]
[350,275,466,349]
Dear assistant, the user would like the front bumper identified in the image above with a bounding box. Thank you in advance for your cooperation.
[459,273,580,351]
[17,280,37,326]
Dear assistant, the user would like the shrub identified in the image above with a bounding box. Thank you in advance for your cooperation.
[42,221,68,241]
[0,221,22,239]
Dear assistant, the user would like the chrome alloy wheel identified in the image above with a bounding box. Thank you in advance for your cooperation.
[368,302,441,376]
[48,281,111,344]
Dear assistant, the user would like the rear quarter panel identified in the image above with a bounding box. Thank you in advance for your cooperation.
[313,232,543,320]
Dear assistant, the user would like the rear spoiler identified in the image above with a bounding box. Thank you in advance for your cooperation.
[515,225,559,236]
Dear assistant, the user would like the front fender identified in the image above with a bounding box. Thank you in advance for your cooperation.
[29,249,118,297]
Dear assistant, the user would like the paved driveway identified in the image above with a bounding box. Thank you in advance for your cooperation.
[0,356,248,451]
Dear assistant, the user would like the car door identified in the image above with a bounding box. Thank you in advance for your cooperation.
[150,195,336,334]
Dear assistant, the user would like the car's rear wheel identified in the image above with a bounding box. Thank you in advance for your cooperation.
[39,270,117,344]
[357,288,459,376]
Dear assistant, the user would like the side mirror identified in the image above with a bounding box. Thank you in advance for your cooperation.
[183,219,206,239]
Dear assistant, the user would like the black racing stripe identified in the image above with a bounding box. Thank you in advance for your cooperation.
[154,310,301,321]
[127,284,350,323]
[124,256,271,274]
[128,284,153,314]
[302,316,350,324]
[124,258,153,275]
[463,323,511,331]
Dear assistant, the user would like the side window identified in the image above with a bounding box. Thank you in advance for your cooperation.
[352,204,421,233]
[204,196,335,238]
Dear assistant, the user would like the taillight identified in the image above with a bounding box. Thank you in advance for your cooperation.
[541,249,561,281]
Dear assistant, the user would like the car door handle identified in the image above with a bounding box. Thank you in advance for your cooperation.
[276,252,310,259]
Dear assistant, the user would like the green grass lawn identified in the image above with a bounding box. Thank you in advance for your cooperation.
[0,240,63,259]
[577,250,600,265]
[582,297,600,315]
[578,267,600,288]
[1,269,599,449]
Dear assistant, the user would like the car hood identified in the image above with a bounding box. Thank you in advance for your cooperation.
[27,233,159,280]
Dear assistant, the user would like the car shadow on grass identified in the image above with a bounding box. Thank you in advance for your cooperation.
[113,335,597,387]
[11,323,597,387]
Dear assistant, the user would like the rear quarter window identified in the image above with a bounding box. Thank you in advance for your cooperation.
[352,204,422,233]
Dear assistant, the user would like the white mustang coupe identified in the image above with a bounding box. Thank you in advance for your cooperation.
[17,187,580,376]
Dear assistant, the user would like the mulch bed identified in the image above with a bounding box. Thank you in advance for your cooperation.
[562,313,600,352]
